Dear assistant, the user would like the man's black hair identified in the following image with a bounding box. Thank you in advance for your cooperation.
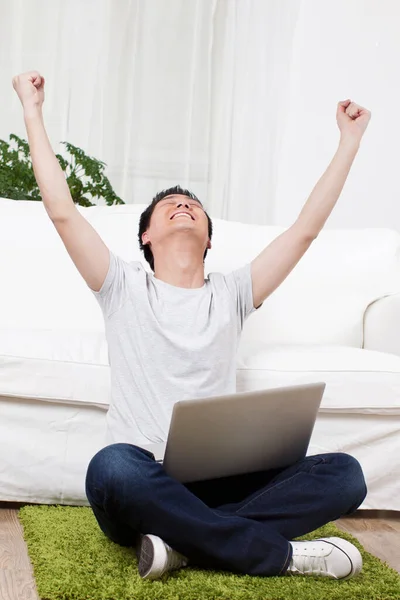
[138,185,213,271]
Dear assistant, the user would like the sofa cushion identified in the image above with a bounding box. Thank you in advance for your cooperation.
[0,327,109,407]
[2,325,400,418]
[237,345,400,415]
[207,220,400,347]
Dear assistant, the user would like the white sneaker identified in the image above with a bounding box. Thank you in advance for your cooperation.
[137,534,188,580]
[287,537,362,579]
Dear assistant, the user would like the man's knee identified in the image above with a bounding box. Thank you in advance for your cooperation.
[85,443,152,503]
[328,452,367,512]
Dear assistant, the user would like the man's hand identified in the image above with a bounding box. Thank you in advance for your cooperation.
[337,100,371,142]
[12,71,45,113]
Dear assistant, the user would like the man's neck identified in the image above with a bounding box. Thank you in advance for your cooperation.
[153,246,205,289]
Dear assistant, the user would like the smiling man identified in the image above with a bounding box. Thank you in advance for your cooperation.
[13,70,370,582]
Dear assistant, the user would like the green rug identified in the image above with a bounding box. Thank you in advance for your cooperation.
[19,505,400,600]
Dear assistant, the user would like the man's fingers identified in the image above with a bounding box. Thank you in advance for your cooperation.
[24,71,42,87]
[346,102,364,119]
[12,71,43,89]
[338,99,351,112]
[30,75,42,88]
[346,105,358,118]
[337,100,351,117]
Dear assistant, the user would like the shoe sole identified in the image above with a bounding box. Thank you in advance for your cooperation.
[137,535,156,579]
[317,537,363,580]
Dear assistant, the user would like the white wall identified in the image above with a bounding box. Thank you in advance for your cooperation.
[274,0,400,229]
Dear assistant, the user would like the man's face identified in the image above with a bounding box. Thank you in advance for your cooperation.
[142,194,211,252]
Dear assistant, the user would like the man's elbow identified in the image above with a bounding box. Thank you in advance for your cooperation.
[292,221,319,247]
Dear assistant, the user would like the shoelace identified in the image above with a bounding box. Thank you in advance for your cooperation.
[291,544,335,578]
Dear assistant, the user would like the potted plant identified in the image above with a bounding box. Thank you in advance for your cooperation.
[0,133,124,206]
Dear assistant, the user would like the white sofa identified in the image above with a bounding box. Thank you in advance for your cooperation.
[1,198,400,510]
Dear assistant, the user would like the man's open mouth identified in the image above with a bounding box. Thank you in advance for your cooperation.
[170,212,195,221]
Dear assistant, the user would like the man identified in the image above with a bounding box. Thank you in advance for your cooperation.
[13,71,370,582]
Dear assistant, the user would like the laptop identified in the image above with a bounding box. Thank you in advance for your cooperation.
[142,382,325,483]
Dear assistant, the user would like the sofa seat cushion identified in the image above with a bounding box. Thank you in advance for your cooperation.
[0,328,109,407]
[3,327,400,417]
[237,345,400,415]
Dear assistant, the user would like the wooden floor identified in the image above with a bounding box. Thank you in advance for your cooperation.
[0,504,399,600]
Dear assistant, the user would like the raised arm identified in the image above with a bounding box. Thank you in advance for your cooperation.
[251,99,371,308]
[12,71,110,292]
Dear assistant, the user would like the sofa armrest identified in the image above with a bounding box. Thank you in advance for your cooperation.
[363,294,400,356]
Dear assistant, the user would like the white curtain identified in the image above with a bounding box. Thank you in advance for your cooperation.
[1,0,299,223]
[208,1,299,223]
[2,1,400,228]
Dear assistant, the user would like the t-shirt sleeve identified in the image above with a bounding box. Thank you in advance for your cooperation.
[224,263,256,328]
[92,251,129,317]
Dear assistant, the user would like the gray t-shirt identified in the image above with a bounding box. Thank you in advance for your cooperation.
[93,252,255,446]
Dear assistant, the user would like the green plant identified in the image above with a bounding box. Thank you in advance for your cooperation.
[0,133,124,206]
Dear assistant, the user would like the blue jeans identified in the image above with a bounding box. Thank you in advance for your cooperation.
[85,444,366,576]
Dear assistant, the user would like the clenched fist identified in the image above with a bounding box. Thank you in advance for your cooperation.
[337,100,371,141]
[12,71,45,112]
